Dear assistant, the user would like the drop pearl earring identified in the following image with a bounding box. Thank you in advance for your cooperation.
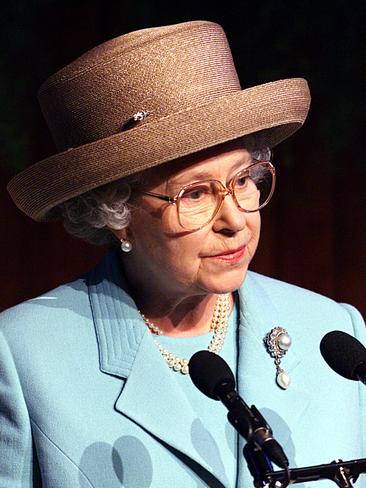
[120,239,133,253]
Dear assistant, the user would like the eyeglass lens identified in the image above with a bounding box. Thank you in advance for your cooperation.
[178,162,274,230]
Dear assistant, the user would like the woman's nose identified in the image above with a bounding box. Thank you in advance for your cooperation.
[212,191,247,233]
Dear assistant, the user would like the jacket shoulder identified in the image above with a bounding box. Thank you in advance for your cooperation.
[247,270,350,307]
[0,277,91,342]
[245,270,365,334]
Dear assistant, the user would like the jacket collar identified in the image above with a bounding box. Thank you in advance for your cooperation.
[88,249,146,378]
[88,250,309,481]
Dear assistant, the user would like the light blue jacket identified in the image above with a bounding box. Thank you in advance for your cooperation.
[0,249,365,487]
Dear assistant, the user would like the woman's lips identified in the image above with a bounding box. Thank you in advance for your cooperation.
[205,246,246,263]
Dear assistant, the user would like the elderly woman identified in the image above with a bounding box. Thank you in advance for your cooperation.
[1,20,365,488]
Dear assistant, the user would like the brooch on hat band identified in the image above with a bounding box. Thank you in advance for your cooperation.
[121,110,150,131]
[264,327,292,389]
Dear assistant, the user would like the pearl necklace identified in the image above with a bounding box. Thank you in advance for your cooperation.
[139,293,231,374]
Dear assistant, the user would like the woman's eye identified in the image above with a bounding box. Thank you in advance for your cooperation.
[183,187,208,200]
[236,175,248,187]
[185,190,203,200]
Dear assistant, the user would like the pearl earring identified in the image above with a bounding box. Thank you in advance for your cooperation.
[264,327,292,389]
[120,238,133,253]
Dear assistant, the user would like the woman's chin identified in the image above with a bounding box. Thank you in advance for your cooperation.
[199,267,249,295]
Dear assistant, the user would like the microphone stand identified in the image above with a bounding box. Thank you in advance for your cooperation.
[241,448,366,488]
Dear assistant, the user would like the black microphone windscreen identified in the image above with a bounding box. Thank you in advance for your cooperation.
[189,350,235,399]
[320,330,366,380]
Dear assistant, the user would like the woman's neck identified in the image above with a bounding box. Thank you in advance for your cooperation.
[123,272,231,338]
[137,289,224,337]
[120,251,234,337]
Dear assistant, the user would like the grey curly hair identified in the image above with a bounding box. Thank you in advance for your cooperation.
[51,141,272,246]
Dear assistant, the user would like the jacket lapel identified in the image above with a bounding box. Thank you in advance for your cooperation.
[114,331,229,482]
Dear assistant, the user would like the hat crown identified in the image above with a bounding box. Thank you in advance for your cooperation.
[38,21,241,152]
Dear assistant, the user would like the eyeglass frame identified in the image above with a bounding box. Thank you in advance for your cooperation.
[137,160,276,231]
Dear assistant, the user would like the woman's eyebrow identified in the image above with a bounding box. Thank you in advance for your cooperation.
[168,159,253,187]
[171,170,214,184]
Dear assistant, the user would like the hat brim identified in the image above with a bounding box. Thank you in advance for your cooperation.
[7,78,310,221]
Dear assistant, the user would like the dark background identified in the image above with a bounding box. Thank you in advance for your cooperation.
[1,0,365,315]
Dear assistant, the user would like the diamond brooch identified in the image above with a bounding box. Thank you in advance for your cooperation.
[264,327,292,389]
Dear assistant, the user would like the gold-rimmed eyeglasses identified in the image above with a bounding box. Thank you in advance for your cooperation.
[139,160,276,231]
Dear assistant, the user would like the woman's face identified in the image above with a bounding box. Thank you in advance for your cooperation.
[117,143,261,300]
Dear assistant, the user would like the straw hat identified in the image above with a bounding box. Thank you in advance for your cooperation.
[7,20,311,221]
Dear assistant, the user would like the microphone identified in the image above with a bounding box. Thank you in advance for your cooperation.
[320,330,366,384]
[189,350,289,469]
